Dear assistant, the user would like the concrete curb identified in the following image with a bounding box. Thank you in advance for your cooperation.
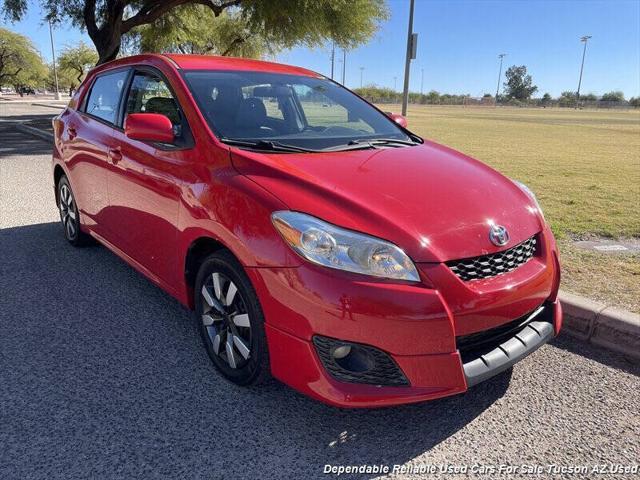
[559,290,640,360]
[31,102,66,110]
[14,123,54,142]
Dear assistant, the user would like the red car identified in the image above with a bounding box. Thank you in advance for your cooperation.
[52,54,562,407]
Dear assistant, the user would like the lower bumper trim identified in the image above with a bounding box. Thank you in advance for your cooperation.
[463,318,554,387]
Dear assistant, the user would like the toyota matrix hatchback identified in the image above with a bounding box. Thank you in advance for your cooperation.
[52,54,562,407]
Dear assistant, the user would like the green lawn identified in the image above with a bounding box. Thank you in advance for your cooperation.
[389,105,640,312]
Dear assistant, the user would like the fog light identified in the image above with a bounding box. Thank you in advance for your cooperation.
[313,335,410,386]
[331,345,352,359]
[333,345,374,373]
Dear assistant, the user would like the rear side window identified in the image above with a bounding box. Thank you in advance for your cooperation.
[84,70,129,124]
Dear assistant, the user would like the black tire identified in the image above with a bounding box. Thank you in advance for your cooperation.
[57,176,92,247]
[195,250,271,386]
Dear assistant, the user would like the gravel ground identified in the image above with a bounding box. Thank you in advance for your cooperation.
[1,123,638,480]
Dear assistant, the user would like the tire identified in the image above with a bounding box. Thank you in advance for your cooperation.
[57,175,92,247]
[195,250,271,386]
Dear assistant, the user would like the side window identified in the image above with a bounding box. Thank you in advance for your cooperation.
[294,85,374,133]
[84,70,129,124]
[126,72,182,133]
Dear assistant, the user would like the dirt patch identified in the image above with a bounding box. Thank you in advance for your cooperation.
[573,237,640,254]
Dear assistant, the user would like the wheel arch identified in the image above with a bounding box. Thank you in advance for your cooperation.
[53,164,66,202]
[184,235,234,309]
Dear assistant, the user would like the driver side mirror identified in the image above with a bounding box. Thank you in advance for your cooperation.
[386,112,408,128]
[125,113,174,143]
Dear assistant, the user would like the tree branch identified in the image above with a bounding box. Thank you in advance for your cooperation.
[83,0,99,39]
[122,0,243,32]
[122,0,196,32]
[0,67,22,83]
[221,34,249,56]
[207,0,243,17]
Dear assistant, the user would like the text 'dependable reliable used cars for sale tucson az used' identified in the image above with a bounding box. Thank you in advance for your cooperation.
[52,54,562,407]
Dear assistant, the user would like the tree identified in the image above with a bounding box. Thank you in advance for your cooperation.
[133,5,271,57]
[58,42,98,87]
[48,62,76,95]
[558,90,576,107]
[0,27,47,92]
[503,65,537,100]
[630,97,640,108]
[425,90,440,104]
[601,91,625,102]
[2,0,388,65]
[541,92,552,107]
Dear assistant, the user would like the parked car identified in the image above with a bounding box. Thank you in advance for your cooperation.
[52,54,562,407]
[17,85,35,96]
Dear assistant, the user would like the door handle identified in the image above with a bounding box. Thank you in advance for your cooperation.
[67,126,77,139]
[108,147,122,164]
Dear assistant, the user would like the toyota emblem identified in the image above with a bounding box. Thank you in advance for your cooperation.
[489,225,510,247]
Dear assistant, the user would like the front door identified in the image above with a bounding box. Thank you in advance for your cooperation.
[106,68,196,287]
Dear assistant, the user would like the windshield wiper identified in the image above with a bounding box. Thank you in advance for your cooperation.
[361,138,418,146]
[322,138,418,152]
[220,138,317,153]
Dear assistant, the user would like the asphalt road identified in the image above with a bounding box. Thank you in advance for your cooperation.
[1,121,639,480]
[0,101,62,134]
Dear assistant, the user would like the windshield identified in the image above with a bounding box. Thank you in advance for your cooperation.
[183,70,414,151]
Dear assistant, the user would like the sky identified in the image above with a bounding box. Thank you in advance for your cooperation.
[3,0,640,97]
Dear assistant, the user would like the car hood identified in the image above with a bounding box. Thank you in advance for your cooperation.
[230,141,543,263]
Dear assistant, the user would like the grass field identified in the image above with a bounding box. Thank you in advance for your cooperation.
[391,105,640,312]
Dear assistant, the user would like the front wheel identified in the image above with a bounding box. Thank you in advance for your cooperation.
[195,251,271,386]
[57,176,92,246]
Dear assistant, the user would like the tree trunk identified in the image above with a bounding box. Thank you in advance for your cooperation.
[84,0,241,65]
[84,0,124,66]
[97,42,121,65]
[93,31,122,66]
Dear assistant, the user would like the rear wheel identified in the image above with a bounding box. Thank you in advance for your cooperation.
[195,251,271,385]
[57,176,91,246]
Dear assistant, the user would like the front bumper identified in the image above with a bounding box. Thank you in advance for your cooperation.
[246,227,562,408]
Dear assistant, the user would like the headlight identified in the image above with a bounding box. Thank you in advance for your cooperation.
[271,211,420,282]
[514,180,545,221]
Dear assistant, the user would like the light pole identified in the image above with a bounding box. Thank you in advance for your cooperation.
[401,0,416,116]
[330,43,335,80]
[576,35,592,108]
[394,76,397,91]
[341,49,346,85]
[359,67,365,88]
[420,68,424,95]
[495,53,506,105]
[48,18,61,100]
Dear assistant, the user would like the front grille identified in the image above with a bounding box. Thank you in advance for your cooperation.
[447,236,537,282]
[313,336,409,387]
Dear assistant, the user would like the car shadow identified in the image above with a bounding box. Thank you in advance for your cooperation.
[0,112,58,123]
[0,125,52,156]
[1,222,510,479]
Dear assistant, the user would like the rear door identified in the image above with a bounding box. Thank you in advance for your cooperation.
[106,67,196,286]
[66,68,130,237]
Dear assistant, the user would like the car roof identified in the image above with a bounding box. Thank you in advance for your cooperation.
[165,54,322,77]
[91,53,323,78]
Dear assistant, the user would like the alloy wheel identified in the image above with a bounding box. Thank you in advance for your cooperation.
[200,272,252,369]
[59,184,78,240]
